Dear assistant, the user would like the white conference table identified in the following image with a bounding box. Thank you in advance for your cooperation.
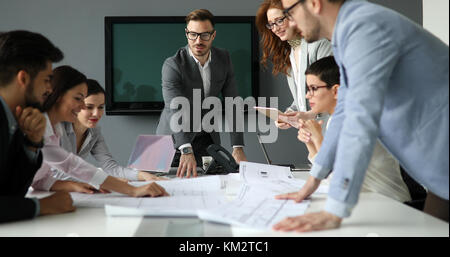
[0,172,448,237]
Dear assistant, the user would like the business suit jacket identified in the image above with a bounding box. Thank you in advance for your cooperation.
[0,102,42,223]
[156,45,244,149]
[286,38,333,113]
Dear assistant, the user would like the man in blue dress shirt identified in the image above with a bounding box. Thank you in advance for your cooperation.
[0,30,76,223]
[274,0,449,232]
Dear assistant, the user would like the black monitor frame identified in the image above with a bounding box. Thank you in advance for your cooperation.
[105,16,259,115]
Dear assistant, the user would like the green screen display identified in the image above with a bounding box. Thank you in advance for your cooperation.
[108,18,257,111]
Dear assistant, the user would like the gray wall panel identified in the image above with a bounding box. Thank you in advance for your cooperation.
[0,0,422,168]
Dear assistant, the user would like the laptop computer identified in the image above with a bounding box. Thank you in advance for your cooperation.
[127,135,176,173]
[256,133,311,171]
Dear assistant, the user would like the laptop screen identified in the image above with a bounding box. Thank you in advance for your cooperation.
[127,135,175,172]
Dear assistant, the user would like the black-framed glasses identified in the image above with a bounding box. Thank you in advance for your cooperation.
[185,29,215,41]
[283,0,304,21]
[265,16,287,30]
[306,85,329,96]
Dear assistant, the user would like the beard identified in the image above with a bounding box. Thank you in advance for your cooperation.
[303,26,321,43]
[300,5,322,43]
[24,80,45,112]
[191,43,210,56]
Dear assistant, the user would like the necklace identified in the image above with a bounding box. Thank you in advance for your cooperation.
[287,38,302,49]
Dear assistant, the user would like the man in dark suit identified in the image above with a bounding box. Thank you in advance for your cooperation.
[156,9,247,178]
[0,30,75,223]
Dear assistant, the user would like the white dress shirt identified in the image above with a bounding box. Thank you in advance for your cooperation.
[179,48,242,152]
[289,46,306,112]
[31,114,108,191]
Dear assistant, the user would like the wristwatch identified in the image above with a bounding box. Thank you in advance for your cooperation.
[23,135,44,148]
[181,146,193,155]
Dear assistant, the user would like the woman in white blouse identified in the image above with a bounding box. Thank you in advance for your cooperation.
[31,65,168,197]
[256,0,332,127]
[45,79,166,193]
[296,56,411,203]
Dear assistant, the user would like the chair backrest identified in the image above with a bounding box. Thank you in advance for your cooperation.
[400,166,427,210]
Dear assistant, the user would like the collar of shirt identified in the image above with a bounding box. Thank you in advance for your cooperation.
[331,0,353,49]
[188,47,212,69]
[43,112,64,143]
[0,95,18,141]
[188,47,212,96]
[64,122,94,154]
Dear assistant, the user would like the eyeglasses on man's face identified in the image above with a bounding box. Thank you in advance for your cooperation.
[185,29,215,41]
[306,85,329,96]
[283,0,304,21]
[266,16,287,30]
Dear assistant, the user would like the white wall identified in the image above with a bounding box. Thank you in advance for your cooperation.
[423,0,449,45]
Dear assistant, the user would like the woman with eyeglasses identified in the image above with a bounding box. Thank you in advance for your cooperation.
[256,0,332,127]
[281,56,411,204]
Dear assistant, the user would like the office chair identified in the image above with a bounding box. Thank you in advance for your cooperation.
[400,166,427,211]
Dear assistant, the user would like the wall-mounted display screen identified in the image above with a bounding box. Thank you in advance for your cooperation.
[105,16,259,114]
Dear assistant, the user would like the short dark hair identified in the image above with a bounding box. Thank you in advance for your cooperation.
[305,56,340,88]
[43,65,87,111]
[86,79,105,97]
[0,30,63,86]
[185,9,215,27]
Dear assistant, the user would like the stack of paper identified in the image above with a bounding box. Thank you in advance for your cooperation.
[71,176,225,217]
[71,161,328,229]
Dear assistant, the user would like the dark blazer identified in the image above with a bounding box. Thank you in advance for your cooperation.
[0,102,42,223]
[156,45,244,149]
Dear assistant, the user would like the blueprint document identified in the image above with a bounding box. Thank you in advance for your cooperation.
[197,162,316,229]
[71,176,225,217]
[198,184,309,229]
[240,161,328,195]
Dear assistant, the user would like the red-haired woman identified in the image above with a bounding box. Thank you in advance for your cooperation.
[256,0,333,126]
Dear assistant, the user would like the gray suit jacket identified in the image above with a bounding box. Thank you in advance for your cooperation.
[286,38,333,112]
[156,45,244,149]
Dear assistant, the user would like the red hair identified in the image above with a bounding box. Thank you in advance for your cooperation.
[256,0,291,76]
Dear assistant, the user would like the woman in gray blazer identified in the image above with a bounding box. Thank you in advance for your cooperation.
[256,0,332,128]
[48,79,166,193]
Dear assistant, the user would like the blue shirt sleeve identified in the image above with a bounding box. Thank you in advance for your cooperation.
[313,15,401,218]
